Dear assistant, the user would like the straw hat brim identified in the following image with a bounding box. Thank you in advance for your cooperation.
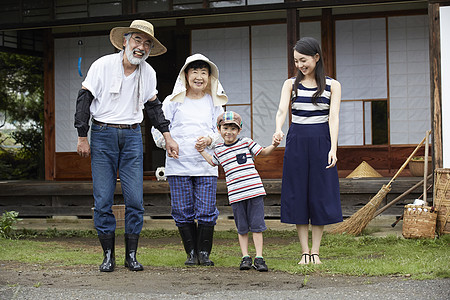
[109,27,167,57]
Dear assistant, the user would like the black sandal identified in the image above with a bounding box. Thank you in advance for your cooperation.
[298,253,310,265]
[310,253,321,264]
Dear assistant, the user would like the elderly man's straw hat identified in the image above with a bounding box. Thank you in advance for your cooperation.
[109,20,167,56]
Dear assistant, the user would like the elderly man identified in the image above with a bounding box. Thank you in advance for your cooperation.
[75,20,178,272]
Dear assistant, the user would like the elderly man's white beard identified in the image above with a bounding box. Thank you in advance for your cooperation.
[125,42,150,65]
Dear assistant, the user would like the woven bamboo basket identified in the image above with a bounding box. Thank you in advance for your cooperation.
[402,205,437,239]
[112,204,125,228]
[408,156,432,177]
[434,168,450,235]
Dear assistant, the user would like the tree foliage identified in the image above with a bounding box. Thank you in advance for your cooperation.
[0,52,44,179]
[0,52,44,125]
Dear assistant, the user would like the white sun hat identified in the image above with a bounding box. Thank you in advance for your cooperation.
[165,53,228,106]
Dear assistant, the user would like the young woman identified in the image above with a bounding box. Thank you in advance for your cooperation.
[274,37,343,265]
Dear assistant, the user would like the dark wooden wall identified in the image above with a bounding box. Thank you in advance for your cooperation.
[53,145,427,180]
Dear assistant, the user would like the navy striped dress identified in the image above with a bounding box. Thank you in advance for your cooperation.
[280,77,343,225]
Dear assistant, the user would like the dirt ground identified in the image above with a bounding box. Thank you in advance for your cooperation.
[0,236,422,297]
[0,263,409,296]
[2,221,449,299]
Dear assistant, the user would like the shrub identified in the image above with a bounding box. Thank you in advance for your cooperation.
[0,211,22,238]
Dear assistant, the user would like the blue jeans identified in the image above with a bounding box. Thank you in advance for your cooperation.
[90,122,144,235]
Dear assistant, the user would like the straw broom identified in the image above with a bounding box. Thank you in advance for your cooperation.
[330,134,428,235]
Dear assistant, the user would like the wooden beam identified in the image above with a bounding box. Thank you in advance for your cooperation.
[122,0,137,14]
[286,5,299,78]
[0,0,425,31]
[0,177,425,196]
[0,178,425,218]
[43,29,55,180]
[321,8,335,78]
[428,2,443,169]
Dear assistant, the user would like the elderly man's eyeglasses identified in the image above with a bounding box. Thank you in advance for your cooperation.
[130,35,153,49]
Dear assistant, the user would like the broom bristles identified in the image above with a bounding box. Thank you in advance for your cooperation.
[330,185,391,235]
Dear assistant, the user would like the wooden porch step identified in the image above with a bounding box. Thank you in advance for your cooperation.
[0,177,431,218]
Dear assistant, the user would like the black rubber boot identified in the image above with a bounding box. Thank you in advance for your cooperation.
[178,223,198,266]
[98,233,115,272]
[197,224,214,266]
[124,233,144,271]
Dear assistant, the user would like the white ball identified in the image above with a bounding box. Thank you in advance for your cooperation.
[155,167,167,181]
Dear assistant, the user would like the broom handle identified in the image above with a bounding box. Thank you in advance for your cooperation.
[386,135,427,187]
[374,173,432,217]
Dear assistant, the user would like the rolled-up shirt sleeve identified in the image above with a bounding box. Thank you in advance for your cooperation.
[145,97,170,134]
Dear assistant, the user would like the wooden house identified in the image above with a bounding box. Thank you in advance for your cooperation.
[0,0,447,181]
[0,0,448,218]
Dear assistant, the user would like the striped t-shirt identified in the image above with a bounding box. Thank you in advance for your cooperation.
[291,76,333,125]
[211,137,266,204]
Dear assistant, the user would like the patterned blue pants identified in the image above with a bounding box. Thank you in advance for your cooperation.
[168,176,219,227]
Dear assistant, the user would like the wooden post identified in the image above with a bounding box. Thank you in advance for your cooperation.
[429,2,443,169]
[321,8,335,78]
[43,29,55,180]
[424,130,430,202]
[286,6,299,78]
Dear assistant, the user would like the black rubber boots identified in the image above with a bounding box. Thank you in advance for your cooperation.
[178,223,199,266]
[179,223,215,266]
[197,224,215,266]
[124,233,144,271]
[98,233,115,272]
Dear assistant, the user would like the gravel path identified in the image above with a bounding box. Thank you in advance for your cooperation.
[1,279,449,300]
[1,268,449,300]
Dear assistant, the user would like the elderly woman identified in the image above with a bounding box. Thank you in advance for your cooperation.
[152,54,227,266]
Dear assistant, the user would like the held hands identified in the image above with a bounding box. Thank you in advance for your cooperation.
[77,137,90,158]
[272,135,281,147]
[326,149,338,169]
[195,136,212,153]
[164,134,179,159]
[273,131,284,146]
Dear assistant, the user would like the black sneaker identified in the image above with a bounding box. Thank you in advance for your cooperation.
[253,257,268,272]
[239,256,252,270]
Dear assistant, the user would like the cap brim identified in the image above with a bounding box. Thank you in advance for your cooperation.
[220,121,242,128]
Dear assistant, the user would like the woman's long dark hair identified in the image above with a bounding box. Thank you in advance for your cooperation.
[293,37,325,105]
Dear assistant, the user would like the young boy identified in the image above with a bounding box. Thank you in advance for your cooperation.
[196,111,279,271]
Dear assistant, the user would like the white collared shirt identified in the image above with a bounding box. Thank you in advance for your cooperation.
[161,94,224,176]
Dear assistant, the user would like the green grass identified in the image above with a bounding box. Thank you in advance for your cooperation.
[0,239,100,266]
[0,229,449,280]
